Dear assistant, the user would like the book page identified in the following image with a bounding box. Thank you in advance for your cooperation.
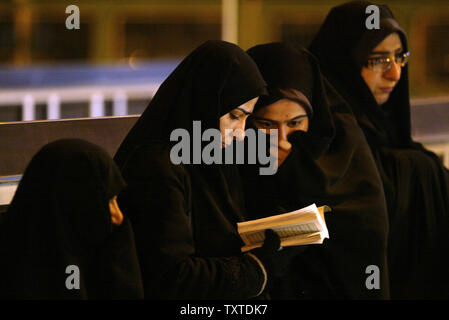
[238,203,331,252]
[237,203,320,234]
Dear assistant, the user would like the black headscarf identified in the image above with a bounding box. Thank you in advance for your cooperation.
[310,1,449,299]
[309,0,410,148]
[115,40,267,221]
[114,40,269,299]
[241,43,390,299]
[115,40,267,160]
[0,139,143,299]
[248,43,335,159]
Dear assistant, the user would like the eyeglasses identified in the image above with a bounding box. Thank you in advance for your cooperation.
[364,51,410,73]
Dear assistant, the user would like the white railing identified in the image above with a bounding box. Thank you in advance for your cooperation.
[0,176,20,206]
[0,82,161,206]
[0,91,448,207]
[423,143,449,168]
[0,82,160,121]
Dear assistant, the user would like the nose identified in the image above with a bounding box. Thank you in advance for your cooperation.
[277,125,292,147]
[384,60,401,82]
[277,125,292,154]
[233,120,246,141]
[278,125,289,142]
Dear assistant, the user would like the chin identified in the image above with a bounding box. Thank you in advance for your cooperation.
[376,94,390,106]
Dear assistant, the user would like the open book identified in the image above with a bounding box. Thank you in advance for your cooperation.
[237,203,331,252]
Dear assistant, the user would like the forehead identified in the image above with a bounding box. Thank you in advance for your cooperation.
[254,99,307,119]
[372,32,403,53]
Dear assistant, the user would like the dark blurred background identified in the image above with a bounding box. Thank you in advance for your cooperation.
[0,0,448,159]
[1,1,449,92]
[0,0,448,209]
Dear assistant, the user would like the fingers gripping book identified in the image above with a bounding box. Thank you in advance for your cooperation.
[237,204,331,252]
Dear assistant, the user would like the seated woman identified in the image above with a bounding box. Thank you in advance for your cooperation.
[0,139,144,299]
[309,1,449,298]
[240,42,390,299]
[114,40,292,299]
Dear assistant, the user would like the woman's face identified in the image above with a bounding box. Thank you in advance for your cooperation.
[109,196,124,226]
[361,32,403,105]
[252,99,309,167]
[219,97,258,148]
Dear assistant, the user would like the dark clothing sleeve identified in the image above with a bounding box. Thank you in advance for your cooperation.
[89,218,144,299]
[373,146,449,299]
[117,145,265,299]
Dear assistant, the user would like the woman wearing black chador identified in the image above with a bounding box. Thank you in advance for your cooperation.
[0,139,144,299]
[310,1,449,299]
[240,42,390,299]
[114,40,297,299]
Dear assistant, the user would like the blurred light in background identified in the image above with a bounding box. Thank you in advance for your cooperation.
[0,0,448,165]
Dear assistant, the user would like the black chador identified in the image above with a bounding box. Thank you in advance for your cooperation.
[240,43,390,299]
[114,40,275,299]
[310,1,449,299]
[0,139,144,299]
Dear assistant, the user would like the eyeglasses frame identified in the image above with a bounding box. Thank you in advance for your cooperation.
[365,51,410,73]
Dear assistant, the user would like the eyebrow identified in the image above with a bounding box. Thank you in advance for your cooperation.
[253,114,307,123]
[235,107,252,115]
[288,115,308,121]
[370,48,403,55]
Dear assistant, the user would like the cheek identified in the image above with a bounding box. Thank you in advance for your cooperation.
[219,119,247,140]
[299,118,309,132]
[231,118,248,133]
[240,118,249,130]
[361,68,379,94]
[219,118,231,134]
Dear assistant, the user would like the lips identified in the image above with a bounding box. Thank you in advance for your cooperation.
[380,87,394,93]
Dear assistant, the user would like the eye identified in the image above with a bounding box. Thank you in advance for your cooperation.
[254,120,274,128]
[288,119,305,128]
[395,52,409,65]
[368,57,387,66]
[229,113,240,120]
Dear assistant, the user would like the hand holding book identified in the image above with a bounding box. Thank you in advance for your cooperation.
[238,203,331,252]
